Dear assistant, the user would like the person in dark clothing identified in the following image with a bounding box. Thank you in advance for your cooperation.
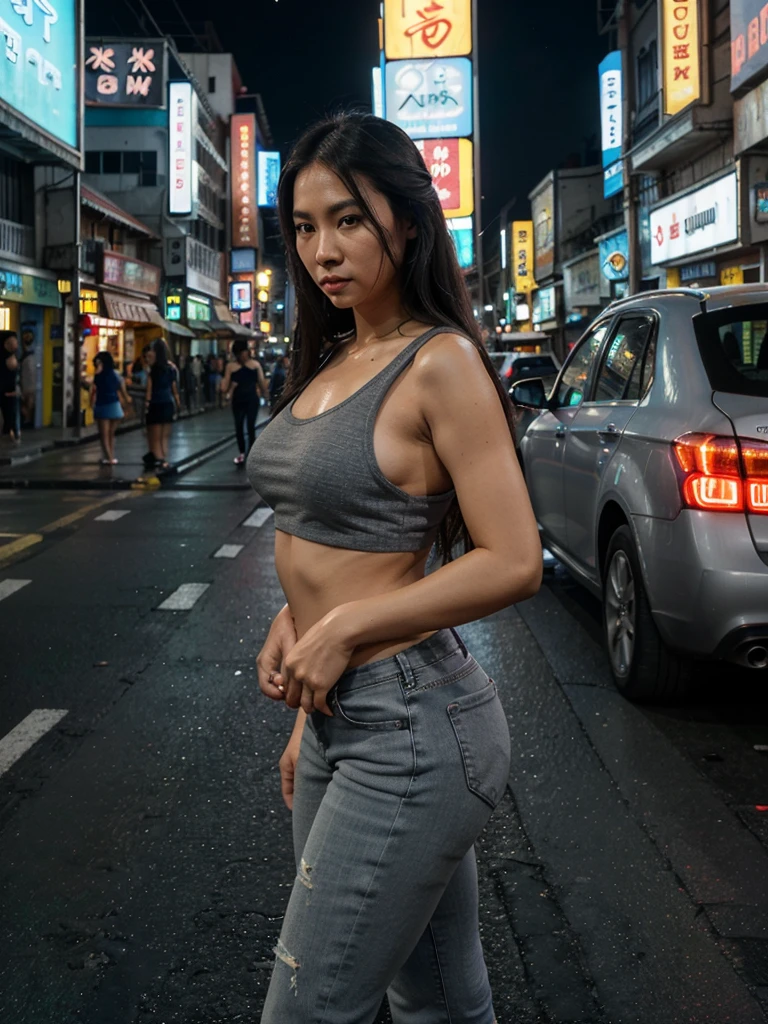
[222,339,267,465]
[0,331,21,442]
[269,354,291,408]
[145,339,180,470]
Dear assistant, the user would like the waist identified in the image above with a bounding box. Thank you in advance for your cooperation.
[332,628,470,695]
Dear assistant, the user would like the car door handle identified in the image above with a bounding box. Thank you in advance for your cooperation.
[555,425,567,438]
[597,423,619,439]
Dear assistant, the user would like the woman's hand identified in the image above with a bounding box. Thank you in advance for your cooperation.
[256,604,298,701]
[280,610,355,717]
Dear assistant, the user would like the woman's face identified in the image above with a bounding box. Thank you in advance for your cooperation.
[94,359,103,374]
[145,349,156,367]
[4,335,18,353]
[292,162,415,313]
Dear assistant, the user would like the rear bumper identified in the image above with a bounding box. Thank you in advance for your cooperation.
[632,510,768,658]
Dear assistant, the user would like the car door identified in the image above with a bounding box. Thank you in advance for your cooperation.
[522,321,611,549]
[563,313,658,571]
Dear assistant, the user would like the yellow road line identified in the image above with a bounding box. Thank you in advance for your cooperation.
[0,491,138,570]
[0,533,43,566]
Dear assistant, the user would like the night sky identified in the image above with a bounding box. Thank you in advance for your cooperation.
[87,0,606,229]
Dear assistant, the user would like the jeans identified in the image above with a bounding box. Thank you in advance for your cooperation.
[233,397,259,455]
[260,628,510,1024]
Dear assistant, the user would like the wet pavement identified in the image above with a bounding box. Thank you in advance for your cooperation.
[0,450,767,1023]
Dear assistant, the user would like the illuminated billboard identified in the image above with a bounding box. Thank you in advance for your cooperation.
[415,137,473,217]
[385,57,472,139]
[0,0,78,150]
[168,82,196,216]
[231,114,257,246]
[662,0,700,115]
[85,39,166,107]
[384,0,471,59]
[257,150,281,208]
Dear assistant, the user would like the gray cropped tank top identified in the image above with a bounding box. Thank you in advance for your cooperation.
[246,327,456,552]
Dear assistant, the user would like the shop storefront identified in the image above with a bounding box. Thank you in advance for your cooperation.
[648,170,757,287]
[0,263,62,428]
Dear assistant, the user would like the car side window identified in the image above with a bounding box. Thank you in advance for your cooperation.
[555,324,608,408]
[593,315,655,403]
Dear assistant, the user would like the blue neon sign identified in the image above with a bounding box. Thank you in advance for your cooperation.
[0,0,78,149]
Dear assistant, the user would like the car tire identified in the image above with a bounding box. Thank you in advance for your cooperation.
[603,525,692,703]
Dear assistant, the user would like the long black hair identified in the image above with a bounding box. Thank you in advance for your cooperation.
[150,338,171,383]
[275,111,516,561]
[94,350,115,372]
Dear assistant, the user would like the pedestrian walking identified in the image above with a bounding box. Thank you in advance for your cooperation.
[0,330,21,443]
[268,353,290,409]
[249,112,541,1024]
[191,354,203,410]
[90,350,130,465]
[127,346,150,425]
[20,326,36,428]
[144,339,180,471]
[221,338,267,466]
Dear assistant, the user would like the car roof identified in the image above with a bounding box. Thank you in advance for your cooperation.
[601,284,768,317]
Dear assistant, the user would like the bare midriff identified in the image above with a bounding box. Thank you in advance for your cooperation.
[275,530,437,666]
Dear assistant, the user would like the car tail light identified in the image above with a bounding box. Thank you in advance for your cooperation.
[673,433,768,514]
[505,366,513,379]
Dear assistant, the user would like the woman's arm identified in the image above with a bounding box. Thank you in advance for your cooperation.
[254,360,268,400]
[221,364,233,399]
[279,335,543,714]
[145,374,153,408]
[89,383,96,408]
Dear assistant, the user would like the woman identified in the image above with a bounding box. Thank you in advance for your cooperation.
[221,339,267,465]
[145,339,180,470]
[90,350,130,465]
[247,113,541,1024]
[0,331,20,443]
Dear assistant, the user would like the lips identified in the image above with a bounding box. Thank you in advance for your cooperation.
[320,276,352,294]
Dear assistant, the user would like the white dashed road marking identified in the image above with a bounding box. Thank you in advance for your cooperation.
[0,579,31,603]
[94,510,131,522]
[158,583,210,610]
[154,492,195,499]
[214,544,244,559]
[0,709,68,777]
[243,507,274,528]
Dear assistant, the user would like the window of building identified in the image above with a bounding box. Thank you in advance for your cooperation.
[208,76,216,93]
[83,151,158,186]
[636,40,658,110]
[0,154,33,225]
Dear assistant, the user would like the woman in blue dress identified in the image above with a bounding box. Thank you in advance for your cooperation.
[90,350,130,465]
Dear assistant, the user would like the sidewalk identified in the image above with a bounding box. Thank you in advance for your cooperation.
[0,407,239,490]
[0,401,219,467]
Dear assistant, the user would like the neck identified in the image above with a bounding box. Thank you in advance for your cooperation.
[351,286,411,345]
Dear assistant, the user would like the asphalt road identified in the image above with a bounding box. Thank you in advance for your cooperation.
[1,449,768,1024]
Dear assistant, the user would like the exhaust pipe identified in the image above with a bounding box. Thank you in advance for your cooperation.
[746,645,768,670]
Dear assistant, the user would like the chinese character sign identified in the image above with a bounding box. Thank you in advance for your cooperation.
[598,51,622,168]
[414,137,473,217]
[385,57,472,139]
[662,0,700,115]
[512,221,536,293]
[384,0,471,60]
[168,81,194,216]
[85,39,166,107]
[0,0,77,149]
[231,114,257,247]
[730,0,768,92]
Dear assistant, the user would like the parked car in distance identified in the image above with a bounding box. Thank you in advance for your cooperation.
[489,351,561,385]
[509,285,768,704]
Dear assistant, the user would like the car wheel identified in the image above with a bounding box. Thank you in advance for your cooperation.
[603,525,692,703]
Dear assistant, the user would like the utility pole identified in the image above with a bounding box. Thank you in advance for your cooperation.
[618,0,640,294]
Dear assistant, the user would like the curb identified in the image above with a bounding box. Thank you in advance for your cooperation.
[0,432,235,491]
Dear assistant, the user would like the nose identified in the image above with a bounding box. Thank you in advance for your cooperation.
[315,228,342,268]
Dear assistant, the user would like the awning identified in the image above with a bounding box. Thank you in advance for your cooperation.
[146,310,196,337]
[209,317,255,338]
[101,291,159,323]
[81,184,157,238]
[188,319,214,334]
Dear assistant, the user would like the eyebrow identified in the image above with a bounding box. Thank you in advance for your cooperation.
[292,198,362,220]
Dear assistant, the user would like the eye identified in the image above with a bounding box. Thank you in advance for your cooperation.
[294,222,313,235]
[340,215,361,227]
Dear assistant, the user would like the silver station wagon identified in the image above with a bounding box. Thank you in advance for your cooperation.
[510,286,768,703]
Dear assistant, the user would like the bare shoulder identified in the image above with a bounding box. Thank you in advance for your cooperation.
[412,331,496,394]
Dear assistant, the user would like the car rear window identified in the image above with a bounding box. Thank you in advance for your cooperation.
[513,356,557,375]
[694,305,768,397]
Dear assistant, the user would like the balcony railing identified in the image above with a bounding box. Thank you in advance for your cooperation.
[0,217,34,262]
[188,237,222,282]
